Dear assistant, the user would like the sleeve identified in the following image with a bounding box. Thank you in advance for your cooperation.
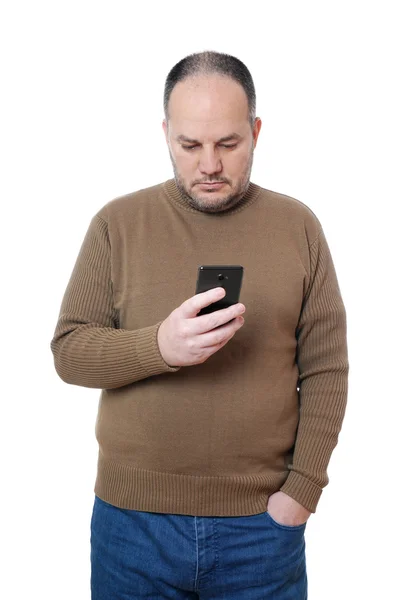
[279,227,349,512]
[50,214,180,389]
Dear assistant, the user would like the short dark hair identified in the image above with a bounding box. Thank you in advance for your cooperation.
[163,50,256,127]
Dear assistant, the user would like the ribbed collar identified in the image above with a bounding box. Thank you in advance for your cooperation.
[162,178,261,216]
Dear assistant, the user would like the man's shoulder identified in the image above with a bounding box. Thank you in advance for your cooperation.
[255,183,322,242]
[95,180,167,221]
[256,184,319,221]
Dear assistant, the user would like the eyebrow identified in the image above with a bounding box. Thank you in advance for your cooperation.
[176,133,243,144]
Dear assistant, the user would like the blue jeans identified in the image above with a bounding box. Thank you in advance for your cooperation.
[90,495,307,599]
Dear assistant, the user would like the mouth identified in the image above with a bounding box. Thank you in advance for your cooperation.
[197,182,226,189]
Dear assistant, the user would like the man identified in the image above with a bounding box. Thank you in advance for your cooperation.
[51,50,348,599]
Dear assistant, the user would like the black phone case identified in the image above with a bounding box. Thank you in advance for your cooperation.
[195,265,244,316]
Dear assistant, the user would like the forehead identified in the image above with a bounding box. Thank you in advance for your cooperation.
[168,75,249,136]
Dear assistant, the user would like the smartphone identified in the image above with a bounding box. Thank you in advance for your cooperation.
[195,265,244,317]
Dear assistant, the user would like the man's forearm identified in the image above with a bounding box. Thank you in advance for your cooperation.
[51,319,179,389]
[279,367,348,512]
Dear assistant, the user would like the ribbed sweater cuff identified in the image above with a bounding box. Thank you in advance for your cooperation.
[280,471,322,513]
[138,321,181,376]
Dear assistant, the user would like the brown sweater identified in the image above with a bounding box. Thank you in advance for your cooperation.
[50,178,348,516]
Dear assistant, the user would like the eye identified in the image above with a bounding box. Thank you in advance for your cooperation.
[182,144,237,150]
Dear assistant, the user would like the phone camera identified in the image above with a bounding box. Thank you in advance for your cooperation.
[218,274,224,280]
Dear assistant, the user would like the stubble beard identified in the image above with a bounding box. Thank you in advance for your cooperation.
[169,148,254,214]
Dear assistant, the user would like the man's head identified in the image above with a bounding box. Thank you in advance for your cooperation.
[162,51,262,213]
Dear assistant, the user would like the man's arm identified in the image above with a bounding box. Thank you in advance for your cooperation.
[279,227,349,513]
[50,214,180,389]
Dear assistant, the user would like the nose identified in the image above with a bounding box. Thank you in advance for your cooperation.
[198,148,223,176]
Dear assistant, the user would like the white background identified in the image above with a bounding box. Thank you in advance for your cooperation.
[1,1,399,598]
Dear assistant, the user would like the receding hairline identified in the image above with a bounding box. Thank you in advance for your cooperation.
[163,51,257,127]
[166,76,251,134]
[172,71,243,88]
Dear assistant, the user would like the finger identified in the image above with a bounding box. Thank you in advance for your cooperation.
[191,304,245,334]
[197,316,244,347]
[180,287,226,319]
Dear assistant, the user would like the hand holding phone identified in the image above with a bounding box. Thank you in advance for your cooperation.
[157,270,245,368]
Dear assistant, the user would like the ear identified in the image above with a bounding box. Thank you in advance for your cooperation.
[252,118,262,149]
[162,119,168,143]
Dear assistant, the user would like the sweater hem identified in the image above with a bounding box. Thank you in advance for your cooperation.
[94,453,290,517]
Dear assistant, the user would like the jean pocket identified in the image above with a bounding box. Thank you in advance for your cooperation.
[265,511,307,531]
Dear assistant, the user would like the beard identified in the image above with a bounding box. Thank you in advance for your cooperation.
[168,148,254,213]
